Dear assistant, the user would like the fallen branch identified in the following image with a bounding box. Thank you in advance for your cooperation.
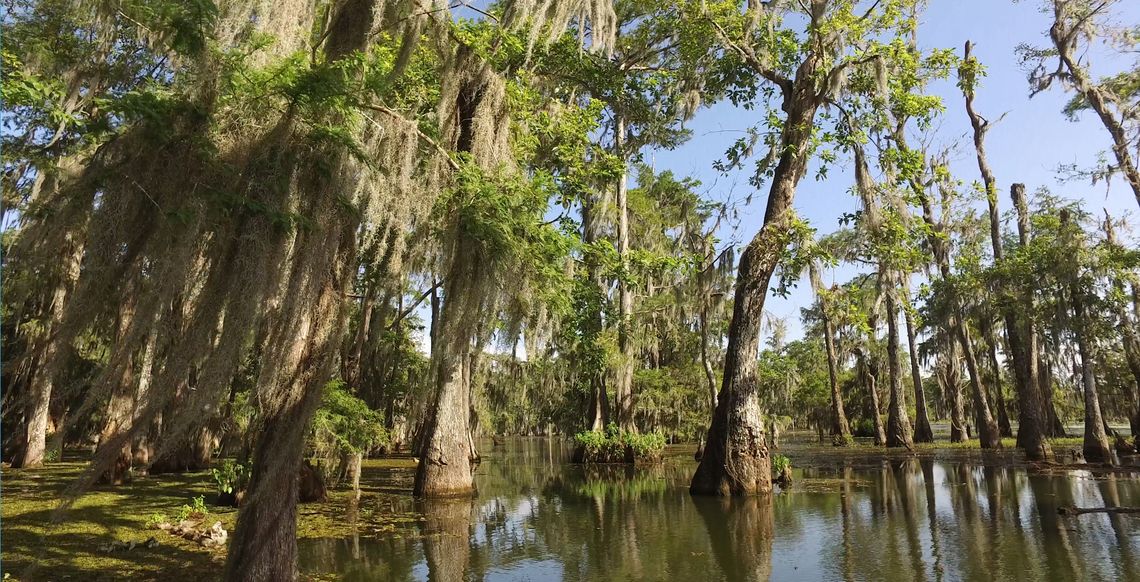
[1057,506,1140,516]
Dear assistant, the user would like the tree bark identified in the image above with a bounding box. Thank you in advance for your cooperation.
[885,284,914,449]
[823,308,852,444]
[810,262,851,445]
[903,287,934,443]
[945,339,968,443]
[614,113,635,432]
[691,83,819,495]
[1059,210,1112,464]
[961,49,1018,444]
[699,301,719,416]
[414,268,477,497]
[981,317,1013,438]
[97,290,139,484]
[1103,214,1140,438]
[12,229,83,469]
[1007,184,1054,458]
[863,353,887,446]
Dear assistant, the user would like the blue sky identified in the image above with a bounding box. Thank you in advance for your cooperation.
[645,0,1140,343]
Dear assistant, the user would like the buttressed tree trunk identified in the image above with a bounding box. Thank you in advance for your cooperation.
[691,91,820,496]
[416,45,517,497]
[1009,183,1053,460]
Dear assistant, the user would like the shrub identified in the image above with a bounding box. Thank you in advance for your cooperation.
[771,454,792,486]
[573,424,665,464]
[771,454,790,475]
[177,495,208,522]
[212,459,250,506]
[212,459,250,495]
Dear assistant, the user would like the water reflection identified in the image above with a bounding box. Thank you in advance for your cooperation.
[299,438,1140,581]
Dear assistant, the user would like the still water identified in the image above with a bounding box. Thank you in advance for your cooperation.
[299,438,1140,581]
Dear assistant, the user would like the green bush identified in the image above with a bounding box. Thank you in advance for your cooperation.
[573,424,665,464]
[771,454,790,476]
[177,495,208,522]
[771,454,792,486]
[212,459,250,496]
[852,417,878,438]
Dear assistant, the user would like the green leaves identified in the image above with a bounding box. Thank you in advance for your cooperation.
[311,380,388,455]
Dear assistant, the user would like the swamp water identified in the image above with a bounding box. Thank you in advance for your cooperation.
[299,437,1140,581]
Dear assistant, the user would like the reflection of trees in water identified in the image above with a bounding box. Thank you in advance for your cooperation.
[298,534,421,580]
[890,459,927,582]
[1098,475,1137,578]
[298,440,1140,581]
[1029,474,1082,581]
[418,499,474,582]
[919,458,944,582]
[693,496,774,582]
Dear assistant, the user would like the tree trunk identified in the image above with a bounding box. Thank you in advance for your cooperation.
[132,317,160,469]
[1060,210,1112,464]
[865,355,887,446]
[12,230,83,469]
[691,92,819,496]
[347,451,362,500]
[699,301,719,416]
[414,274,477,497]
[961,57,1016,445]
[945,340,968,443]
[823,313,852,444]
[1038,346,1068,437]
[981,318,1013,438]
[885,284,914,449]
[903,287,934,443]
[899,126,987,445]
[952,311,1000,447]
[1104,214,1140,439]
[614,114,635,432]
[1075,323,1112,463]
[225,198,357,580]
[97,292,139,485]
[1008,184,1054,459]
[582,173,609,433]
[224,384,324,581]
